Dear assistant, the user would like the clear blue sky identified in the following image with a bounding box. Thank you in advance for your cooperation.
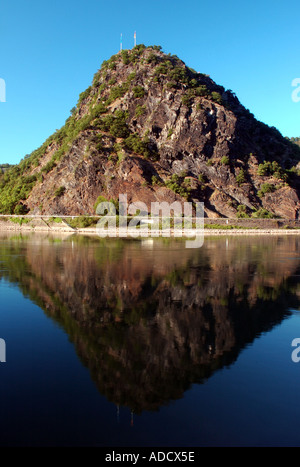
[0,0,299,164]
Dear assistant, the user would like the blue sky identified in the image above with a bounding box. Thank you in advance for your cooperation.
[0,0,299,164]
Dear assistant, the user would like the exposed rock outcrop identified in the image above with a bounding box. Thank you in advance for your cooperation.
[1,45,300,218]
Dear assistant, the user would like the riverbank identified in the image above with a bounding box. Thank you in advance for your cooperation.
[1,216,300,236]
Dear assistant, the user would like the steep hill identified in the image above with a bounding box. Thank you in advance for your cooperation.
[1,44,300,218]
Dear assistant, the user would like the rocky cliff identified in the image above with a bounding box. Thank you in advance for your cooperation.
[1,45,300,218]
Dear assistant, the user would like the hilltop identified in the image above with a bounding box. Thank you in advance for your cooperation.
[1,44,300,218]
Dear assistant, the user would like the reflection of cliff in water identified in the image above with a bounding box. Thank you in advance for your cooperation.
[1,233,300,413]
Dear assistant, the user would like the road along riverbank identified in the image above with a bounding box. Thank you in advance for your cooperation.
[1,216,300,236]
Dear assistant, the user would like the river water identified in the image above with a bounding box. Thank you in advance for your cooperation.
[0,232,300,446]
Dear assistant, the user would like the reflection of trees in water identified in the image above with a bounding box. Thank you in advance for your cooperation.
[1,233,300,412]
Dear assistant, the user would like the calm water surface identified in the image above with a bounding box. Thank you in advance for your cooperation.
[0,232,300,447]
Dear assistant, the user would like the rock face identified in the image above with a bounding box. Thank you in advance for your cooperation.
[2,45,300,218]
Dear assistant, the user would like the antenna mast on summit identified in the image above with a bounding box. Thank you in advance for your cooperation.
[134,31,136,47]
[120,33,123,51]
